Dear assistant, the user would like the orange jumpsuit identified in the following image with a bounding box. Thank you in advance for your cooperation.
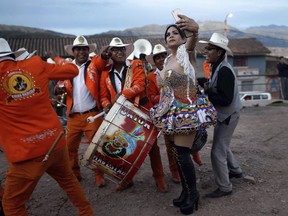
[100,60,167,192]
[0,56,93,216]
[57,55,109,184]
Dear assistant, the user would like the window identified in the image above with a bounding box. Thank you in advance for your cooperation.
[244,96,251,100]
[241,81,253,91]
[233,57,248,67]
[252,95,261,100]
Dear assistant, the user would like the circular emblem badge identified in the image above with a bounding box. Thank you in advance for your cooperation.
[8,74,32,93]
[2,69,40,103]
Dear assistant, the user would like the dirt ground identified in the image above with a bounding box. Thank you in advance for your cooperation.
[1,104,288,216]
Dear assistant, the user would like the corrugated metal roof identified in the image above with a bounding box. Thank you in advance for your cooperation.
[196,38,271,56]
[5,37,270,59]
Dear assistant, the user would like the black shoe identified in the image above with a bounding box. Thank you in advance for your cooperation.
[205,188,232,198]
[173,190,188,207]
[229,172,243,179]
[180,195,199,215]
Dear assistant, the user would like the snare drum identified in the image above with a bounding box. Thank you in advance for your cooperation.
[81,95,159,186]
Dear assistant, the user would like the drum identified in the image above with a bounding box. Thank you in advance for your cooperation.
[81,95,159,187]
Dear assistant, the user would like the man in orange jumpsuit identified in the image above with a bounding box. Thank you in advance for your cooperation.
[60,36,110,187]
[100,37,167,192]
[0,38,93,215]
[0,48,37,215]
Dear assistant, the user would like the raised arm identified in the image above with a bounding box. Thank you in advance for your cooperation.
[176,14,199,65]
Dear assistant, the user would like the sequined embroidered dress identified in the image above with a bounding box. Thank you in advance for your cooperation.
[150,45,217,135]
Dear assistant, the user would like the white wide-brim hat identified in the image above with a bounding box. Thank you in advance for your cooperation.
[0,38,27,58]
[16,48,37,60]
[64,35,96,56]
[199,33,233,56]
[106,37,134,58]
[146,44,167,65]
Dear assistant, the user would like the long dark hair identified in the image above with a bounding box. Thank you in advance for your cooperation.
[164,24,185,42]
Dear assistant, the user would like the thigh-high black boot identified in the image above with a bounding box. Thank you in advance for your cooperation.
[174,145,199,215]
[171,145,190,208]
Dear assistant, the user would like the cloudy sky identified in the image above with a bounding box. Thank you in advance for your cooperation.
[1,0,288,35]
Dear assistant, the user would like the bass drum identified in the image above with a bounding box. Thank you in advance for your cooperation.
[81,95,159,187]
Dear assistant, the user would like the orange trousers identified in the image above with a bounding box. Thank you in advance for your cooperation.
[2,145,93,216]
[148,141,165,180]
[0,180,3,197]
[66,111,104,178]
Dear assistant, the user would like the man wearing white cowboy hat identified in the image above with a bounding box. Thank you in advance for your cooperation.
[99,37,168,192]
[0,45,36,214]
[199,32,243,198]
[0,38,94,215]
[55,35,111,187]
[100,37,141,111]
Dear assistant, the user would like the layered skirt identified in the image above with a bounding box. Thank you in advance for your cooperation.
[150,92,217,135]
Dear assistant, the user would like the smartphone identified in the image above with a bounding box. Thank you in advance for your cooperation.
[171,8,194,38]
[171,8,182,21]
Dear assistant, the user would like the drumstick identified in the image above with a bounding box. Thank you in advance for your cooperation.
[87,111,105,123]
[56,100,67,107]
[42,131,64,162]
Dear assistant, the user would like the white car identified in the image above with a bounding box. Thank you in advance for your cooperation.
[239,91,273,107]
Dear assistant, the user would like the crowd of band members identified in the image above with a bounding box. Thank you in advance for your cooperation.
[0,13,243,215]
[0,34,204,215]
[50,35,205,192]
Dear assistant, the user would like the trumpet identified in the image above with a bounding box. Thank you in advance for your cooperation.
[56,92,67,107]
[54,81,67,107]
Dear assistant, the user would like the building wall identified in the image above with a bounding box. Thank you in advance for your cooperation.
[196,55,269,92]
[235,56,267,92]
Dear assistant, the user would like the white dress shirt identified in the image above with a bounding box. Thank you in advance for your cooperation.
[113,66,125,94]
[70,59,96,113]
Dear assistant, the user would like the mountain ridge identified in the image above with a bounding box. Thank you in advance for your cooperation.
[1,22,288,47]
[0,24,75,38]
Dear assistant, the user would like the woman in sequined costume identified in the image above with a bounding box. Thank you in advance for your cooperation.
[150,15,217,215]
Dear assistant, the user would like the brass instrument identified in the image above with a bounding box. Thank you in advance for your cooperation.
[54,82,67,107]
[133,39,152,59]
[132,39,153,74]
[56,92,67,107]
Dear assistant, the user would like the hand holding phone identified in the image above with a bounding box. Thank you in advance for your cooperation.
[171,9,194,38]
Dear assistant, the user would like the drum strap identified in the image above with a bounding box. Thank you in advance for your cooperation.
[123,65,140,107]
[123,66,132,90]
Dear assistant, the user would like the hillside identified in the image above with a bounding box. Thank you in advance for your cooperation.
[1,23,288,48]
[93,22,288,48]
[94,22,227,38]
[0,24,74,38]
[245,25,288,40]
[96,24,167,37]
